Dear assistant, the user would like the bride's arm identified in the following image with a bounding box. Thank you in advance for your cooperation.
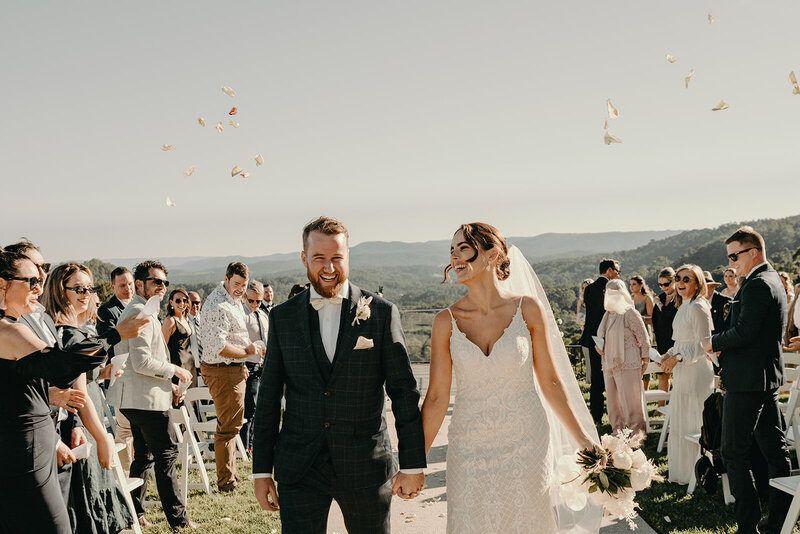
[420,311,453,455]
[523,297,596,450]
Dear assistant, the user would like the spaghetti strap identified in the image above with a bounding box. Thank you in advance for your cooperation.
[517,297,524,310]
[445,307,455,322]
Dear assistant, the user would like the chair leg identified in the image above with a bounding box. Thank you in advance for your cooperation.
[722,474,735,504]
[188,429,212,493]
[235,434,248,461]
[657,410,670,453]
[687,441,701,495]
[780,489,800,534]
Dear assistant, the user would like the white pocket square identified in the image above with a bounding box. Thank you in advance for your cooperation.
[354,336,374,350]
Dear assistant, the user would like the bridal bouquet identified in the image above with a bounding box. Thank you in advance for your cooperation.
[557,430,662,529]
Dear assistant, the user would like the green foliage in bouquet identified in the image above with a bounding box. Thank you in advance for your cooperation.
[578,446,633,496]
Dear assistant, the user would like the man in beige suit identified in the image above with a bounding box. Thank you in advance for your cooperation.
[108,260,197,530]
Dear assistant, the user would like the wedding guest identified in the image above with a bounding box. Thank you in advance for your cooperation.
[260,282,275,314]
[703,270,732,335]
[163,288,196,387]
[42,263,134,533]
[595,279,650,434]
[187,291,202,370]
[720,267,739,298]
[630,275,654,325]
[0,251,107,534]
[107,260,196,529]
[779,271,795,305]
[197,262,262,492]
[577,278,593,383]
[580,258,621,424]
[787,292,799,346]
[97,266,135,356]
[659,264,715,484]
[288,283,308,299]
[650,267,677,402]
[240,279,269,451]
[703,226,792,533]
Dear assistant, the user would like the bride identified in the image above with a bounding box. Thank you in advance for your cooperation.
[421,223,603,533]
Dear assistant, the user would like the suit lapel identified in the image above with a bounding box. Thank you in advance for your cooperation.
[298,290,332,383]
[329,283,362,384]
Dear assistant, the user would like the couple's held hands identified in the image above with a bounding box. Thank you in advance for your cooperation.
[659,356,678,374]
[254,477,279,512]
[49,386,87,413]
[391,472,425,500]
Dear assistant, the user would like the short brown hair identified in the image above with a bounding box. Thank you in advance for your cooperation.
[443,222,511,282]
[302,216,349,251]
[110,266,131,283]
[725,226,766,255]
[226,262,249,280]
[133,260,167,281]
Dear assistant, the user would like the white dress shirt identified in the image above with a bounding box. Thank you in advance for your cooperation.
[744,261,770,280]
[309,281,350,363]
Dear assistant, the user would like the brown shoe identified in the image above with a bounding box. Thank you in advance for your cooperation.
[218,483,239,493]
[138,516,153,528]
[173,519,200,530]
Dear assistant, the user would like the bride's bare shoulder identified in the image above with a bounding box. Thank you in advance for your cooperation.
[519,295,546,326]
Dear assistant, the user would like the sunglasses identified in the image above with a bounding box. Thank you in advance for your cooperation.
[247,298,262,304]
[6,276,44,290]
[658,282,672,287]
[35,262,51,274]
[727,247,758,262]
[675,276,694,284]
[64,286,98,295]
[190,301,201,306]
[145,277,170,287]
[173,298,187,303]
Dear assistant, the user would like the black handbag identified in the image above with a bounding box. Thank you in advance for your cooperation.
[694,454,719,495]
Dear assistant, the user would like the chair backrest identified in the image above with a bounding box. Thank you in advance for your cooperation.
[784,352,800,367]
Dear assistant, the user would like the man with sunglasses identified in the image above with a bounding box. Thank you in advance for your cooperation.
[240,279,269,451]
[108,260,197,529]
[703,226,791,534]
[196,261,263,493]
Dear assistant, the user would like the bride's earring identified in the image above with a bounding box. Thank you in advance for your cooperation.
[486,263,491,272]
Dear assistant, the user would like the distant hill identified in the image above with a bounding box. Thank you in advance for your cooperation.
[102,230,680,283]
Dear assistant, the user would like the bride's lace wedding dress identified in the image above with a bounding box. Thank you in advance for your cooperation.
[446,298,558,533]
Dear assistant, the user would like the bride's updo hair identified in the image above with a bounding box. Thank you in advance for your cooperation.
[443,222,511,282]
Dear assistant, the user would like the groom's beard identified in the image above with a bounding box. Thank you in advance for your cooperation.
[306,268,346,299]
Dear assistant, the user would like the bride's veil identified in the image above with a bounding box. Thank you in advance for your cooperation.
[499,246,603,533]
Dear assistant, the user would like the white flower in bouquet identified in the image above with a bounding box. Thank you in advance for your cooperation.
[612,450,633,470]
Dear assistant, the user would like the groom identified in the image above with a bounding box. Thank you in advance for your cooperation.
[252,216,427,533]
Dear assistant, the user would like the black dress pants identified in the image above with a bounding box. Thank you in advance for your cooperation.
[240,362,261,449]
[277,444,392,534]
[121,408,188,528]
[721,390,792,533]
[587,344,606,424]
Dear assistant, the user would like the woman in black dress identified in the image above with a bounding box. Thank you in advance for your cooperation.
[162,288,196,388]
[0,252,106,534]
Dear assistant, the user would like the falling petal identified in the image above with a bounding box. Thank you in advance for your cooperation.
[241,172,250,178]
[606,99,619,119]
[255,154,264,166]
[231,165,243,176]
[666,54,677,63]
[604,131,623,145]
[229,107,238,116]
[216,121,223,133]
[603,120,608,130]
[183,165,195,177]
[228,120,240,128]
[685,69,695,89]
[166,196,176,207]
[790,71,800,95]
[222,86,236,97]
[708,13,714,24]
[198,117,206,127]
[711,99,729,111]
[161,144,176,151]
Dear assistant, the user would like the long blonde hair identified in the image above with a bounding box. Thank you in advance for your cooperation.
[42,263,95,326]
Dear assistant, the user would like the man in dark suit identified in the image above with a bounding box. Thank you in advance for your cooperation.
[705,226,791,534]
[580,257,620,424]
[703,270,732,335]
[259,283,274,314]
[252,217,426,533]
[97,266,135,357]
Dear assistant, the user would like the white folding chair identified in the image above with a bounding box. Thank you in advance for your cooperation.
[114,442,144,534]
[642,362,670,434]
[169,405,212,500]
[784,351,800,368]
[769,475,800,534]
[183,387,249,463]
[685,433,734,505]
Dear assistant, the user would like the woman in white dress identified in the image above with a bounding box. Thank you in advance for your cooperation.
[658,264,715,484]
[421,223,602,534]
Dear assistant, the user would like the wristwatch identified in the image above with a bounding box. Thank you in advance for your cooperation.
[674,354,683,362]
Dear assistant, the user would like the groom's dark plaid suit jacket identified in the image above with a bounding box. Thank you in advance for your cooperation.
[252,283,426,489]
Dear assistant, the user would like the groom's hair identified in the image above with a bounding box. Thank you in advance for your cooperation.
[725,226,766,256]
[302,216,349,250]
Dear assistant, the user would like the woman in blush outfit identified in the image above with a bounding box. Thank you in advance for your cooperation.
[595,279,650,435]
[658,264,715,484]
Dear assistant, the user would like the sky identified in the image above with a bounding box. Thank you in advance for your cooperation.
[2,1,798,262]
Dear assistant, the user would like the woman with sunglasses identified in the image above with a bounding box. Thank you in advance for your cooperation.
[720,267,739,298]
[657,264,715,485]
[0,252,107,533]
[163,288,196,388]
[650,267,677,403]
[42,263,135,533]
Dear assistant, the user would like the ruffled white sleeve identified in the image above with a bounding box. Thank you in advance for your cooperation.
[685,301,713,364]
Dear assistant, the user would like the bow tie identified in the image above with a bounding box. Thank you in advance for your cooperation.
[310,296,343,311]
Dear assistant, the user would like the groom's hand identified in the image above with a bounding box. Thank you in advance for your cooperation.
[254,477,279,512]
[391,472,424,499]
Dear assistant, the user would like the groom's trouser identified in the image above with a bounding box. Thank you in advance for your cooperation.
[277,444,392,534]
[721,389,792,532]
[586,344,605,424]
[201,363,248,490]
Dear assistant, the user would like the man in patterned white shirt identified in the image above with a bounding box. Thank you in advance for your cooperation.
[197,262,264,492]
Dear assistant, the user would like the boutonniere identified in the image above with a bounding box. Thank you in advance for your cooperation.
[352,296,373,326]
